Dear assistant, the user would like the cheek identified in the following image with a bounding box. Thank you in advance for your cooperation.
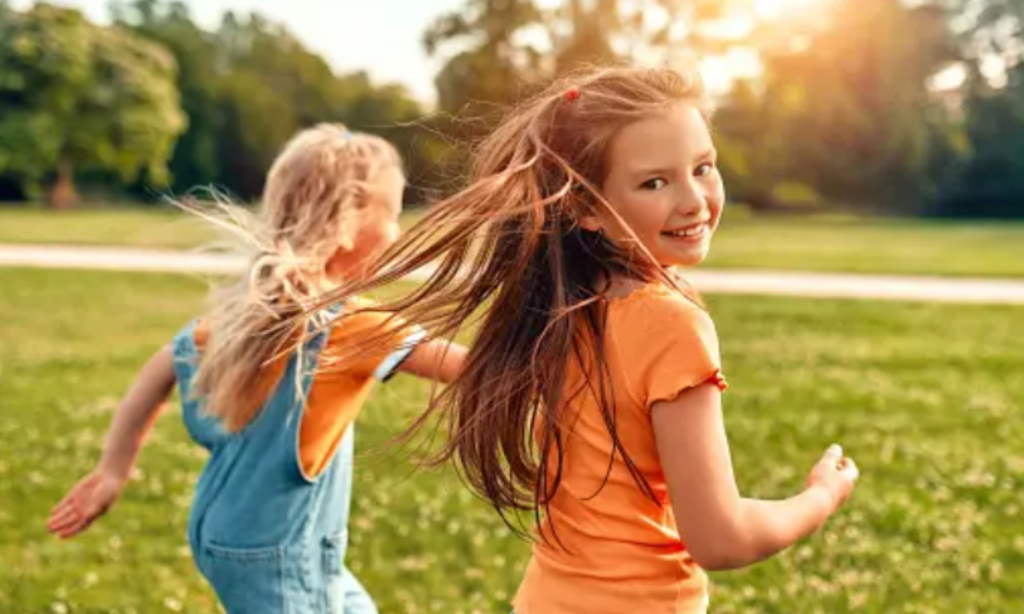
[632,194,674,237]
[708,178,726,227]
[368,220,399,247]
[607,191,660,235]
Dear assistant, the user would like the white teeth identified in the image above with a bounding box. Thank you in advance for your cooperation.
[665,224,706,238]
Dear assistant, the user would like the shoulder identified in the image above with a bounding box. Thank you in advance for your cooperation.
[324,296,419,356]
[328,297,397,337]
[611,282,715,334]
[171,317,207,354]
[608,282,721,374]
[610,284,726,405]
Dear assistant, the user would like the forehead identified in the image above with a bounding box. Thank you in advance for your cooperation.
[605,103,713,173]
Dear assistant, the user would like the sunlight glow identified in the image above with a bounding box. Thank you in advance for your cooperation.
[754,0,824,20]
[701,49,762,95]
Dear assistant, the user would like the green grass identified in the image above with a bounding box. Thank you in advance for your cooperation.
[0,206,219,250]
[2,205,1024,277]
[2,268,1023,613]
[0,205,429,252]
[702,213,1024,278]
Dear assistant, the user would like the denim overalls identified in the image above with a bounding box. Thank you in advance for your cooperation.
[171,308,378,614]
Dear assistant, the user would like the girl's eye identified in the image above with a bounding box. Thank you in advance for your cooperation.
[641,178,667,190]
[694,163,714,177]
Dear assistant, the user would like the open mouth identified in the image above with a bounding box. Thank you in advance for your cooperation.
[662,222,709,240]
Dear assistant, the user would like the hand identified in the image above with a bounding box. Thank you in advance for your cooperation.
[47,469,127,539]
[806,444,859,513]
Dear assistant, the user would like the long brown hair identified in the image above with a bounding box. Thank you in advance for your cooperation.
[184,123,402,432]
[307,67,709,533]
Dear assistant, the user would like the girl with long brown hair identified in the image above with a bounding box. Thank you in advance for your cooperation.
[337,67,858,612]
[47,124,465,614]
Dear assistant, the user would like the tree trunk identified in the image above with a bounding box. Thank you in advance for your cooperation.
[48,157,77,210]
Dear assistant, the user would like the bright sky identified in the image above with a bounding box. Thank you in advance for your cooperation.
[10,0,465,103]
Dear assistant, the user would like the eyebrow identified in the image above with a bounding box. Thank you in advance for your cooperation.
[629,148,717,177]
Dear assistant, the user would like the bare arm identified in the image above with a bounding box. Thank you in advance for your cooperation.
[48,344,178,538]
[96,344,178,478]
[652,382,858,571]
[397,339,467,384]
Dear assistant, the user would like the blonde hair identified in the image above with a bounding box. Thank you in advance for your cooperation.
[185,123,402,431]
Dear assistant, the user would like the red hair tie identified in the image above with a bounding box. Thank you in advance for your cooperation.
[564,86,580,102]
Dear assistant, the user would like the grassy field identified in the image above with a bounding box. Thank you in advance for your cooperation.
[3,267,1023,613]
[704,214,1024,278]
[0,207,219,250]
[0,206,430,251]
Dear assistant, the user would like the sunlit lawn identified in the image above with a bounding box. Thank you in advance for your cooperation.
[0,205,429,251]
[2,205,1024,278]
[702,213,1024,278]
[0,206,219,250]
[2,268,1023,613]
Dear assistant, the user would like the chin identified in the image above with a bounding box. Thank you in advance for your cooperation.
[663,250,708,268]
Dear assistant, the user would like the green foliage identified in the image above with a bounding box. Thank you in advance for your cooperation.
[715,0,964,213]
[110,0,432,201]
[0,3,186,207]
[931,0,1024,219]
[111,0,224,191]
[936,68,1024,218]
[4,0,1024,216]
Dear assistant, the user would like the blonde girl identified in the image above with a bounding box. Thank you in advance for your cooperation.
[48,124,465,614]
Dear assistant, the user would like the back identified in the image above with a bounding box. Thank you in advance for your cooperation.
[173,313,346,546]
[514,283,727,614]
[170,300,417,614]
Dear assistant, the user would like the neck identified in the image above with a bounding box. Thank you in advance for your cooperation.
[604,274,648,300]
[324,255,373,286]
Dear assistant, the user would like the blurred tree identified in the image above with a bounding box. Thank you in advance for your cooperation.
[0,3,185,208]
[212,12,431,199]
[547,0,620,75]
[714,0,964,212]
[112,0,223,192]
[931,0,1024,217]
[420,0,817,197]
[425,0,544,114]
[423,0,634,185]
[115,2,428,202]
[420,0,547,189]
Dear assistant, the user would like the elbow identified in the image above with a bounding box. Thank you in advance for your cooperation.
[443,348,469,384]
[688,546,747,572]
[686,532,768,572]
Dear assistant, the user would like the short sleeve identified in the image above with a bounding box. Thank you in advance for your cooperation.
[325,298,426,381]
[620,289,727,411]
[372,327,428,381]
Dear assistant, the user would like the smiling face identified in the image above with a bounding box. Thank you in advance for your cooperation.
[595,102,725,269]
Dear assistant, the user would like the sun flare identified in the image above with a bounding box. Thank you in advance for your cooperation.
[753,0,826,19]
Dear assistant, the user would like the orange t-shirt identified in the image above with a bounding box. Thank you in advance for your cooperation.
[193,297,422,478]
[513,283,727,614]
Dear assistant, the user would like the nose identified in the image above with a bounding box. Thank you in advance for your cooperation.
[675,179,707,217]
